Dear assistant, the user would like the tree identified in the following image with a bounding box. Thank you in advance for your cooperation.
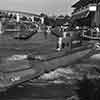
[40,13,47,17]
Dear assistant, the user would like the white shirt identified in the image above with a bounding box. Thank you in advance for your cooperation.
[63,31,67,38]
[58,37,63,44]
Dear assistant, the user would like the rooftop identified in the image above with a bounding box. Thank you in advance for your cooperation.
[72,0,98,8]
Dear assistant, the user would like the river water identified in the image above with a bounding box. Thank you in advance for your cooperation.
[0,83,77,100]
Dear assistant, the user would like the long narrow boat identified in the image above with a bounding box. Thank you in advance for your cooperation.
[0,18,98,92]
[0,44,94,92]
[2,21,38,40]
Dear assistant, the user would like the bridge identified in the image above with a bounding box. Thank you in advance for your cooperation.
[0,9,45,34]
[0,9,44,23]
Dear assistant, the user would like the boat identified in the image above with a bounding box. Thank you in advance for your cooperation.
[0,13,99,93]
[2,21,38,40]
[0,42,95,92]
[0,21,98,92]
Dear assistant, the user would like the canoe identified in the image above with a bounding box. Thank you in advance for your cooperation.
[0,45,93,92]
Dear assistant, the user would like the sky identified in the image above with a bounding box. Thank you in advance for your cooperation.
[0,0,78,15]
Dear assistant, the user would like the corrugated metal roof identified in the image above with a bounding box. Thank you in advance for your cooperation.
[72,0,96,8]
[72,10,90,20]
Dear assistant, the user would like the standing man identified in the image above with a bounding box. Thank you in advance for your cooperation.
[56,36,63,51]
[56,26,65,51]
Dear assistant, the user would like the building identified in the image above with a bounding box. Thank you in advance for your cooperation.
[71,0,100,27]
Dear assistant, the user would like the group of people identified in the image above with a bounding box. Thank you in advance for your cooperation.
[56,27,68,51]
[42,25,69,51]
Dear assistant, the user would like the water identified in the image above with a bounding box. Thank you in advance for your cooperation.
[0,84,76,100]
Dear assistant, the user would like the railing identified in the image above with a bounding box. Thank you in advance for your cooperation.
[82,30,100,40]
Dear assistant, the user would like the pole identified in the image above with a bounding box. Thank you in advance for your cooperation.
[95,0,99,26]
[95,0,100,37]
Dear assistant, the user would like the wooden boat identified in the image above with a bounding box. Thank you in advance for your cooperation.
[0,44,94,92]
[2,21,38,40]
[0,21,98,92]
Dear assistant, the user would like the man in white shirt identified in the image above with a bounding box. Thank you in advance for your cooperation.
[56,37,63,51]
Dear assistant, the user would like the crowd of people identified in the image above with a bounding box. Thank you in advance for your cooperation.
[41,24,69,51]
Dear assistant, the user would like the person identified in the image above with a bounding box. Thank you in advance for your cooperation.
[56,37,63,51]
[95,26,100,37]
[95,27,100,33]
[56,27,67,51]
[63,28,67,38]
[46,26,51,35]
